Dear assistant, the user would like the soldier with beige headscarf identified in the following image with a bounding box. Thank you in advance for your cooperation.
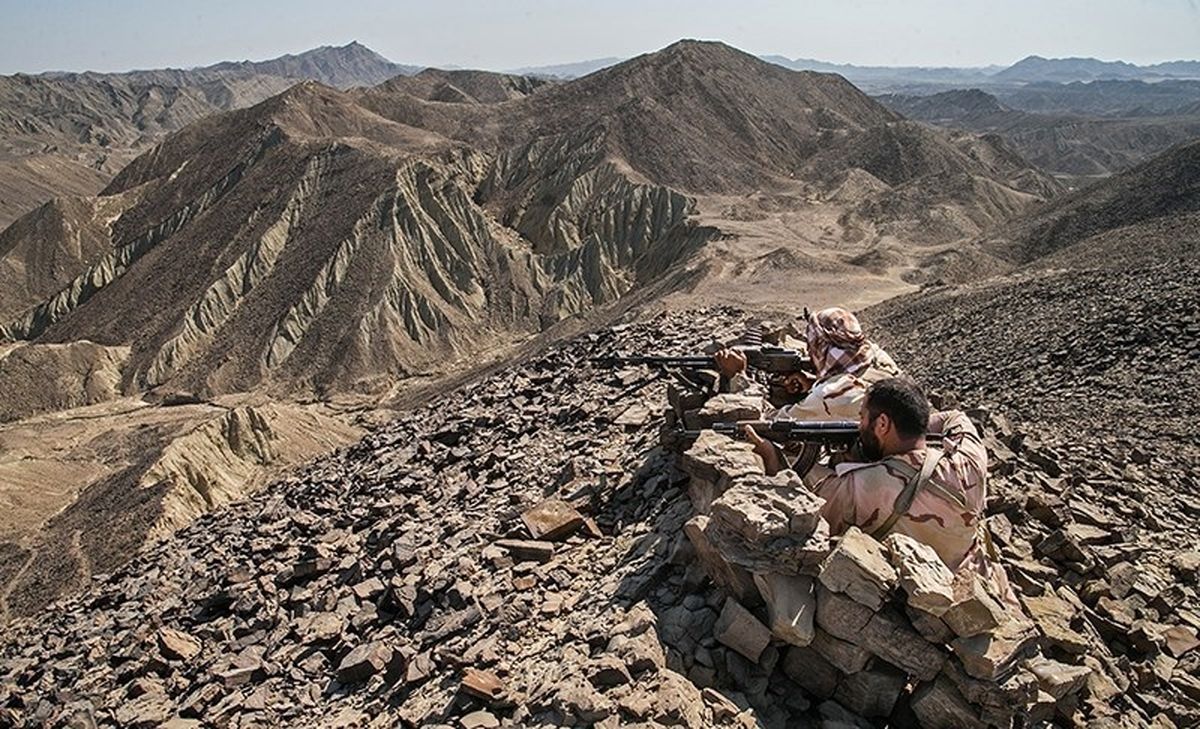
[716,306,901,421]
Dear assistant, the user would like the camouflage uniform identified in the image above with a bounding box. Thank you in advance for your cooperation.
[722,307,901,421]
[802,410,1014,599]
[772,346,900,421]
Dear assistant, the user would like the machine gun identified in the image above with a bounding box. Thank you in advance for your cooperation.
[591,346,813,377]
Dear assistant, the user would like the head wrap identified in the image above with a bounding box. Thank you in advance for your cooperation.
[806,307,875,379]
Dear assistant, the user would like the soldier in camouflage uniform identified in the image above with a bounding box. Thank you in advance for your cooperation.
[716,306,902,421]
[745,377,1014,600]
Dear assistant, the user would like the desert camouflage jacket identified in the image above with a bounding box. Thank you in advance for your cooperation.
[802,410,987,571]
[773,346,901,421]
[721,347,902,421]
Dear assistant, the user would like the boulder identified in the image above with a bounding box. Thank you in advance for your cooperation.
[781,646,840,699]
[1021,590,1090,655]
[910,675,987,729]
[157,628,202,662]
[462,668,506,701]
[859,609,946,681]
[942,572,1009,638]
[951,615,1039,681]
[811,629,872,674]
[833,661,907,718]
[682,394,764,430]
[336,641,393,683]
[814,584,874,643]
[817,527,897,610]
[684,516,761,606]
[521,499,584,541]
[679,431,763,512]
[1025,656,1092,701]
[885,533,954,617]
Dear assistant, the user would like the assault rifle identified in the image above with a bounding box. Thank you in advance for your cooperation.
[682,420,945,446]
[591,346,813,377]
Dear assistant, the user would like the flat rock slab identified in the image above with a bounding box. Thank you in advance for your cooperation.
[952,615,1039,681]
[834,661,907,718]
[683,394,764,430]
[859,608,946,681]
[781,645,840,699]
[462,667,506,701]
[910,675,987,729]
[817,527,897,610]
[885,532,954,617]
[521,499,584,541]
[679,430,763,485]
[337,641,392,683]
[943,572,1008,638]
[495,539,555,563]
[711,471,826,543]
[811,629,872,674]
[1025,656,1092,700]
[815,584,875,643]
[753,572,816,647]
[158,627,202,662]
[684,515,761,605]
[714,597,772,662]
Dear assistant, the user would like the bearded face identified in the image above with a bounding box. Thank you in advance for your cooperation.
[859,413,885,461]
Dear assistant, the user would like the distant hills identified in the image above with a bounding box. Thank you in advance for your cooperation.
[39,41,421,90]
[877,88,1200,179]
[0,42,424,228]
[514,52,1200,87]
[507,57,623,79]
[994,55,1200,83]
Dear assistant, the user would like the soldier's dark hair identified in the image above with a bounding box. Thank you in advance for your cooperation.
[864,378,930,439]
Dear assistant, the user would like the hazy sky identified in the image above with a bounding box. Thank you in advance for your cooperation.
[2,0,1198,74]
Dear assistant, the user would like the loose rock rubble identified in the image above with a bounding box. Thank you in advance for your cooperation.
[0,305,1196,728]
[869,251,1200,727]
[0,308,766,728]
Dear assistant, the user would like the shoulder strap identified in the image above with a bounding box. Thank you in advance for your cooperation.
[870,448,945,541]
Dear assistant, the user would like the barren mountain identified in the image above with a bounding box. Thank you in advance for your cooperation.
[0,43,421,228]
[0,40,1059,402]
[376,68,554,103]
[977,138,1200,264]
[878,88,1200,178]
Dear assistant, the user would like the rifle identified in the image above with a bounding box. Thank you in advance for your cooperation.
[591,346,814,377]
[682,420,945,446]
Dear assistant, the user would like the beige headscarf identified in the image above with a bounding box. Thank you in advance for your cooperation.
[806,307,875,379]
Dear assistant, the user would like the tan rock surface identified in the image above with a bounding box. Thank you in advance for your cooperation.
[0,394,362,621]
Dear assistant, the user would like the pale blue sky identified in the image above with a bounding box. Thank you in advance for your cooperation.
[1,0,1197,74]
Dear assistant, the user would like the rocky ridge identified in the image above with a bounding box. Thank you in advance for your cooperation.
[3,307,1196,727]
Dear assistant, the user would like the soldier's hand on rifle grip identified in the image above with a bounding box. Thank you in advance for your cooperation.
[742,424,782,475]
[715,348,747,378]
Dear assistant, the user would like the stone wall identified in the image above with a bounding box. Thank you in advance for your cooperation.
[667,380,1096,727]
